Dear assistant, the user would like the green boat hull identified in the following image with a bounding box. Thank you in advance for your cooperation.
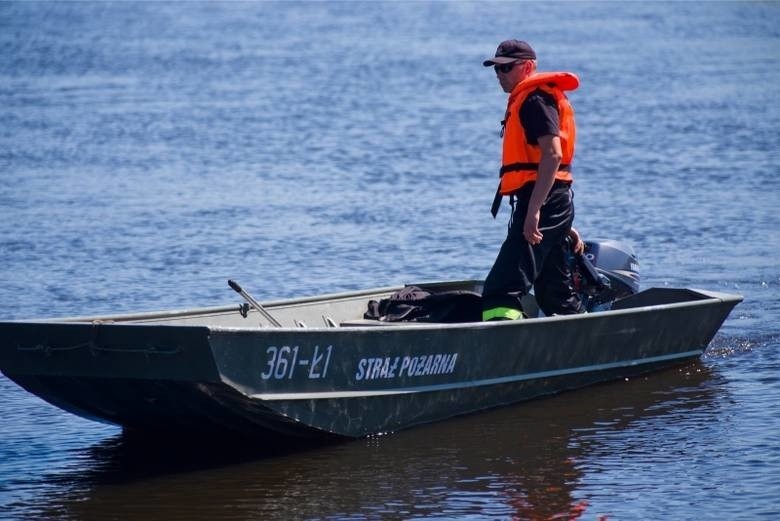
[0,283,741,439]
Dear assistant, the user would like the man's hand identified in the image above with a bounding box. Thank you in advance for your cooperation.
[524,134,562,246]
[524,209,543,245]
[569,227,584,255]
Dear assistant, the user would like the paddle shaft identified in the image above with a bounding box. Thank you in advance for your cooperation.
[228,279,283,327]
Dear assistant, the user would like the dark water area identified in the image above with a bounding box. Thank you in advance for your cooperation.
[1,2,778,519]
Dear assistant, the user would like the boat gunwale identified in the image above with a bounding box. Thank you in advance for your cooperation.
[1,284,742,331]
[209,288,743,333]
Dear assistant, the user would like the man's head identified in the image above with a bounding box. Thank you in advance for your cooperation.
[483,40,537,93]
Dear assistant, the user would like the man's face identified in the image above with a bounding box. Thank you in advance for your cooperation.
[495,60,532,93]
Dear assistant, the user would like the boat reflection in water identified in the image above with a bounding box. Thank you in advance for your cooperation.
[23,362,723,521]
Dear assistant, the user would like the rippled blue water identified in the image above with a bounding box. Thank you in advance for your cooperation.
[1,2,779,520]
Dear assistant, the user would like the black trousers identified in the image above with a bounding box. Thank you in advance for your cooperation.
[482,182,583,316]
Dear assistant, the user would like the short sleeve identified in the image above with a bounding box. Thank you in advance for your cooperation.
[519,89,559,145]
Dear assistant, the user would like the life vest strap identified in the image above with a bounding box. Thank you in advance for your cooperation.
[490,186,503,218]
[490,175,573,218]
[500,162,571,176]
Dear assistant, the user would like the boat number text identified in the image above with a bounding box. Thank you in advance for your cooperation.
[260,345,333,380]
[355,353,458,381]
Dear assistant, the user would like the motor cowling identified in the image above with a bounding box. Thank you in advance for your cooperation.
[573,239,640,311]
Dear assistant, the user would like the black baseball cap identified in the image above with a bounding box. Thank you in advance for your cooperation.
[482,40,537,66]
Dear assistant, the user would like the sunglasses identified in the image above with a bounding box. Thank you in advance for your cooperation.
[494,62,516,74]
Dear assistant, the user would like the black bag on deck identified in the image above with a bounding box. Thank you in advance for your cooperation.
[364,286,482,323]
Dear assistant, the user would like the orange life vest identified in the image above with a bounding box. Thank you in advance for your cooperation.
[498,72,579,196]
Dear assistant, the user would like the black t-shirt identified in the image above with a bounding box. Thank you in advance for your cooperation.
[519,89,559,145]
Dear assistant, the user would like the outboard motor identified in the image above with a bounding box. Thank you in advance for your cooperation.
[572,239,640,312]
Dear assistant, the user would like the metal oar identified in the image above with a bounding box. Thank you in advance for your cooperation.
[228,279,282,327]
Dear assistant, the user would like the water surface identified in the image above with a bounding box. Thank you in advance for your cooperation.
[1,2,779,519]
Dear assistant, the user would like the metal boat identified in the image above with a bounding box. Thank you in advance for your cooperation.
[0,277,741,440]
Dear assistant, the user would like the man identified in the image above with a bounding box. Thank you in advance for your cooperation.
[481,40,583,320]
